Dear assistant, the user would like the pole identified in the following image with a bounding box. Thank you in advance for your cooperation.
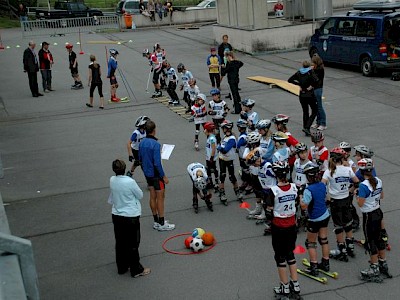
[146,68,151,93]
[79,28,84,55]
[312,0,315,33]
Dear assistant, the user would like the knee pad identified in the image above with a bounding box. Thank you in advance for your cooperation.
[229,174,237,184]
[195,130,200,135]
[344,224,353,233]
[333,227,343,235]
[133,160,140,167]
[220,172,226,183]
[305,239,317,249]
[275,254,286,267]
[286,252,295,263]
[318,236,329,245]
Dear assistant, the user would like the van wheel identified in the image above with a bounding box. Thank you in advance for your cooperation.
[361,56,374,77]
[309,47,318,58]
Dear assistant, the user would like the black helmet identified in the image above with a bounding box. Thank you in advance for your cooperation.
[135,115,149,127]
[272,161,289,177]
[221,120,234,130]
[177,63,184,73]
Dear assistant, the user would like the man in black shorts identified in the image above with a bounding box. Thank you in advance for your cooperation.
[138,120,175,231]
[66,44,83,89]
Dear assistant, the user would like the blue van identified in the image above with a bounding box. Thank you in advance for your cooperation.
[309,6,400,76]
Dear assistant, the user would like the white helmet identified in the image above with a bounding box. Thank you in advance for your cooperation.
[357,158,374,171]
[246,132,261,144]
[196,93,206,101]
[339,141,351,152]
[135,116,149,127]
[354,145,374,158]
[109,49,119,55]
[255,119,271,130]
[194,176,207,190]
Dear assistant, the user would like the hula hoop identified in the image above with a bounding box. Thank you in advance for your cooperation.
[162,232,217,255]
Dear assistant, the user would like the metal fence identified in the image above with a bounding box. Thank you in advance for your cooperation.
[21,15,121,37]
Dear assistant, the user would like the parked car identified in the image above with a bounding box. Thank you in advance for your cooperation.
[36,1,103,19]
[185,0,216,11]
[309,2,400,76]
[117,0,148,15]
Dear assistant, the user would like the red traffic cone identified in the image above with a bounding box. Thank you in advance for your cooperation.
[293,245,306,254]
[239,201,250,209]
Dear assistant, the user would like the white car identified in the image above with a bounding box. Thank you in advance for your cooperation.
[185,0,216,11]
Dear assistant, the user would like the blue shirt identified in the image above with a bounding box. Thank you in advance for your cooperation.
[355,168,376,182]
[108,57,118,77]
[138,135,165,178]
[303,182,330,221]
[109,175,143,217]
[358,182,372,198]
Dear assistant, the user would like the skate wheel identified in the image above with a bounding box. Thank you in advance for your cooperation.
[332,272,339,278]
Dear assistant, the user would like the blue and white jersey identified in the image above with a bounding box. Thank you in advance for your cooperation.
[271,183,298,218]
[209,100,226,120]
[247,111,259,129]
[180,70,193,92]
[258,161,276,190]
[187,162,208,182]
[107,56,118,77]
[322,165,356,199]
[188,85,200,101]
[130,128,146,150]
[272,147,290,163]
[294,159,314,187]
[218,135,236,161]
[237,132,247,158]
[259,136,274,162]
[358,177,382,213]
[206,134,218,161]
[166,67,177,83]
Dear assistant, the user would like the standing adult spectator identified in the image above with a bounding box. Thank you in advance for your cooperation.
[38,41,54,93]
[155,0,163,20]
[288,61,319,136]
[139,120,175,231]
[274,1,284,17]
[225,51,243,114]
[218,34,233,83]
[86,55,104,109]
[109,159,151,278]
[148,0,156,21]
[18,3,28,31]
[311,55,327,130]
[23,41,43,97]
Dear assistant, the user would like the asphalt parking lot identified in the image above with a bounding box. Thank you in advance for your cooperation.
[1,24,400,299]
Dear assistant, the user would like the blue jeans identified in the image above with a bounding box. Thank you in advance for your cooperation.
[314,88,326,126]
[20,16,28,31]
[40,69,52,91]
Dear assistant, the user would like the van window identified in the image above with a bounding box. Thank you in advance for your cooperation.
[355,20,377,37]
[337,19,355,35]
[321,18,336,35]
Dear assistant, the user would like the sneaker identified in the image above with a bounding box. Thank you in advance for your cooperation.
[44,89,50,93]
[311,124,319,129]
[132,267,151,278]
[255,209,266,220]
[290,280,301,294]
[158,221,175,231]
[194,140,199,150]
[172,100,179,105]
[317,125,327,130]
[111,97,120,102]
[248,203,262,216]
[153,222,160,230]
[168,98,174,104]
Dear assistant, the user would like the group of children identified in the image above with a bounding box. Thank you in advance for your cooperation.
[135,45,391,298]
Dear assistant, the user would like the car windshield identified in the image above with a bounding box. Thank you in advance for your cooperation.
[197,0,209,7]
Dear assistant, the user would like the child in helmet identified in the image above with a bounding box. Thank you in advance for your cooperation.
[271,114,299,179]
[208,88,229,143]
[66,44,83,89]
[308,130,329,177]
[217,120,242,204]
[271,132,290,164]
[187,162,213,213]
[126,116,149,176]
[339,141,359,231]
[356,158,391,281]
[264,161,301,299]
[300,164,331,276]
[204,122,219,192]
[108,49,120,102]
[256,119,275,162]
[245,148,276,232]
[149,45,163,98]
[191,93,207,150]
[207,47,221,90]
[322,148,359,261]
[239,98,259,131]
[187,78,200,121]
[236,119,250,191]
[164,60,179,105]
[177,63,193,112]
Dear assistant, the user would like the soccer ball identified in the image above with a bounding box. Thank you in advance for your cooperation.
[190,237,205,252]
[192,227,205,239]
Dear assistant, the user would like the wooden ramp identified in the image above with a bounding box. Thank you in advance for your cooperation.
[247,76,300,96]
[154,96,192,120]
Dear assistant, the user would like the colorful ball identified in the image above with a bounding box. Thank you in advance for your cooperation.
[192,227,205,239]
[190,237,205,252]
[184,236,193,249]
[202,232,215,246]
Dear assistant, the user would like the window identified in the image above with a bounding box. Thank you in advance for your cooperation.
[209,1,216,8]
[69,3,79,11]
[337,19,355,36]
[321,18,336,35]
[355,20,377,37]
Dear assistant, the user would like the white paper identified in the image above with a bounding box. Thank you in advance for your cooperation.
[161,144,175,160]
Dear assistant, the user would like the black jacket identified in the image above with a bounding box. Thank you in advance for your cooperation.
[288,68,319,96]
[313,68,324,89]
[23,47,39,73]
[225,60,243,82]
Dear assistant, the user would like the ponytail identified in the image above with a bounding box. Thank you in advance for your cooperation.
[363,170,377,190]
[329,157,336,177]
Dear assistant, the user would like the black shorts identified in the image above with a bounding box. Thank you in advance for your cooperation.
[330,196,352,227]
[70,67,78,76]
[132,149,139,161]
[307,215,330,233]
[146,176,165,191]
[363,208,385,253]
[272,224,297,258]
[110,76,117,85]
[152,70,161,84]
